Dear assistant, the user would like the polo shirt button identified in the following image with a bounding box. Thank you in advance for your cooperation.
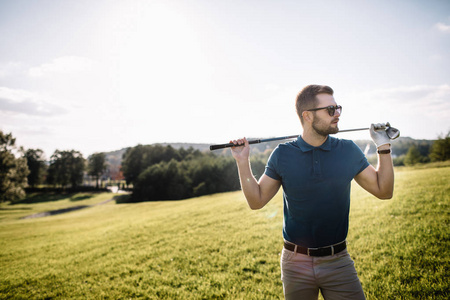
[315,161,318,164]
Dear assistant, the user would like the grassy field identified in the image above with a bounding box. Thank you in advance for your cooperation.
[0,163,449,299]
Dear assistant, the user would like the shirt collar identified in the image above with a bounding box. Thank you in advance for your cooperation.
[296,135,332,152]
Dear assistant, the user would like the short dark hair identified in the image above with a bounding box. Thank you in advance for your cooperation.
[296,85,334,124]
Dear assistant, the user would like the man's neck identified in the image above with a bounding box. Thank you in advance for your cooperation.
[302,128,328,147]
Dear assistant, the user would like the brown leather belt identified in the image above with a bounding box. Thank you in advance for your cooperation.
[284,240,346,257]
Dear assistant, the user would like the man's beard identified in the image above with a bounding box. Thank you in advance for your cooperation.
[312,117,339,136]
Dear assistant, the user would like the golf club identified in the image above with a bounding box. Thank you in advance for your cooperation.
[209,122,400,151]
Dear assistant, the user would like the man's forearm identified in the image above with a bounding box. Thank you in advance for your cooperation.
[236,159,264,209]
[376,145,394,199]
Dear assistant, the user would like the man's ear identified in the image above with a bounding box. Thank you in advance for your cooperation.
[302,111,313,123]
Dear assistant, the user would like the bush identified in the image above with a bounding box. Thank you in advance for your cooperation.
[392,155,405,166]
[404,146,427,166]
[429,132,450,162]
[125,145,267,201]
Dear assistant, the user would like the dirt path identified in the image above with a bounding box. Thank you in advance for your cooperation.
[21,196,120,219]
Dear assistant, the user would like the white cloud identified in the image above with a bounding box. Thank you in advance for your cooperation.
[0,61,25,78]
[347,84,450,138]
[434,22,450,33]
[28,56,94,78]
[0,87,67,116]
[361,84,450,116]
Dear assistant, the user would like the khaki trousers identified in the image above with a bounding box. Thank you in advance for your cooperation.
[280,247,366,300]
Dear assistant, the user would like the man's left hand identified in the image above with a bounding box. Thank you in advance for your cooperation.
[370,123,391,148]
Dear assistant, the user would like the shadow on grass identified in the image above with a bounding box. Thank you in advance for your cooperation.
[20,195,120,219]
[114,194,133,204]
[21,205,91,219]
[114,193,196,204]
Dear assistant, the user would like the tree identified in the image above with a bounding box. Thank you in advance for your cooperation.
[404,146,425,166]
[126,144,262,201]
[429,132,450,162]
[0,131,30,202]
[47,150,85,188]
[122,144,184,186]
[121,145,147,186]
[88,152,107,188]
[24,149,47,187]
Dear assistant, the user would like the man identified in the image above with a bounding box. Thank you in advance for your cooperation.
[230,85,394,299]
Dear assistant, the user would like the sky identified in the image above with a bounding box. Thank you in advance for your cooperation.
[1,0,449,158]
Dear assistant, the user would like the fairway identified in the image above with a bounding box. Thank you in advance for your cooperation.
[1,164,449,299]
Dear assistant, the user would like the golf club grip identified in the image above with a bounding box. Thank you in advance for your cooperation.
[209,139,261,151]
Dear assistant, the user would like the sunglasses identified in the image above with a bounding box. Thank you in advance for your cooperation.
[307,105,342,116]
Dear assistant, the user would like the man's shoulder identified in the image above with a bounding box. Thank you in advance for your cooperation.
[278,139,302,150]
[268,139,300,158]
[330,136,366,156]
[330,136,358,148]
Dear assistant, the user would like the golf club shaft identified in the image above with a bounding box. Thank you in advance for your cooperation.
[209,127,370,151]
[210,135,299,151]
[338,127,369,133]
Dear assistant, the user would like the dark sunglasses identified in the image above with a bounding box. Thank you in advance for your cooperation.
[307,105,342,116]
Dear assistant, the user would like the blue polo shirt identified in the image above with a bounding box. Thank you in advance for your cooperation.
[265,135,369,248]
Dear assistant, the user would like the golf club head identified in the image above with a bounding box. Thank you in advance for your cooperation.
[374,122,389,130]
[386,126,400,140]
[374,122,400,140]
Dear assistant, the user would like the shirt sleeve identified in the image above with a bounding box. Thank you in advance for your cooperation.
[352,141,370,175]
[264,146,282,181]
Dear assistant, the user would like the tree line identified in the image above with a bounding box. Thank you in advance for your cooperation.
[1,130,108,203]
[121,144,267,201]
[0,130,267,203]
[402,133,450,165]
[1,129,449,203]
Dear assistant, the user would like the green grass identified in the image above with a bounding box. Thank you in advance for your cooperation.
[0,163,449,299]
[348,165,449,299]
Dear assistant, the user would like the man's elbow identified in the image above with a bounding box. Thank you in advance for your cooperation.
[247,198,267,210]
[249,203,264,210]
[377,191,393,200]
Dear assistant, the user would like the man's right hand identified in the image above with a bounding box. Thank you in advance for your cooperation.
[230,137,250,162]
[229,137,281,210]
